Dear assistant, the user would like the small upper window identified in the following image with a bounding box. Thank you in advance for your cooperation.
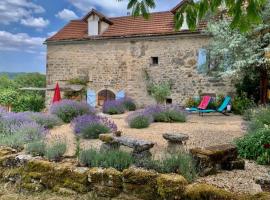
[151,57,159,65]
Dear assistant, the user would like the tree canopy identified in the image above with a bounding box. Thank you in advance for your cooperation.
[118,0,268,32]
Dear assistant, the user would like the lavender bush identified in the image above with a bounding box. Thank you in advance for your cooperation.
[126,104,187,128]
[27,112,63,129]
[103,99,125,115]
[0,107,6,117]
[72,114,117,139]
[126,110,153,129]
[50,100,95,123]
[0,121,48,149]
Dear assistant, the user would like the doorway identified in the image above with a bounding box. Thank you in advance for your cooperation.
[97,89,115,106]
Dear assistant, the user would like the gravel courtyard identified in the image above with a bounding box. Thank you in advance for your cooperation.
[50,112,270,194]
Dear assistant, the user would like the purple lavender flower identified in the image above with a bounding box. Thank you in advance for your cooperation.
[50,100,96,123]
[72,114,117,134]
[10,121,48,141]
[27,112,63,129]
[126,110,154,126]
[103,99,125,115]
[0,107,7,117]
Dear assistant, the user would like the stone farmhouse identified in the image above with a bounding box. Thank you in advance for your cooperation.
[45,1,233,107]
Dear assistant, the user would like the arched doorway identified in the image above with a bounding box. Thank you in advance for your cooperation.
[97,89,115,106]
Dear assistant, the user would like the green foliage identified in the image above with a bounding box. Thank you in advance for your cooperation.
[0,132,26,150]
[45,140,67,162]
[26,141,46,156]
[138,153,197,182]
[122,100,137,111]
[153,110,186,123]
[120,0,267,32]
[248,106,270,131]
[79,149,134,171]
[81,123,110,139]
[149,82,171,104]
[236,128,270,165]
[0,89,18,106]
[232,94,255,115]
[185,97,200,108]
[64,77,87,99]
[0,73,46,112]
[129,115,151,129]
[12,93,45,112]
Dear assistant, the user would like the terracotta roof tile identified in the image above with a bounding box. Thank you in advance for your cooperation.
[47,11,207,42]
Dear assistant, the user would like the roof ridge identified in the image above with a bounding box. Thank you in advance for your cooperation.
[108,11,172,20]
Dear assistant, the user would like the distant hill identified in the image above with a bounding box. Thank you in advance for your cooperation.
[0,72,44,79]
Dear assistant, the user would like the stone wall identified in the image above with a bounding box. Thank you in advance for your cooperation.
[0,147,269,200]
[46,34,234,107]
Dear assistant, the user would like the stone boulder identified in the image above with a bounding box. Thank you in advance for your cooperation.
[163,133,189,144]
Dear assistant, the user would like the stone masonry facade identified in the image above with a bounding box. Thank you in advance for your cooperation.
[46,34,234,107]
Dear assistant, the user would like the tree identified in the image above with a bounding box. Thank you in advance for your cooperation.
[119,0,267,31]
[204,0,270,103]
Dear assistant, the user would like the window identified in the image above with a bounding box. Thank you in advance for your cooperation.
[166,98,172,104]
[151,57,159,65]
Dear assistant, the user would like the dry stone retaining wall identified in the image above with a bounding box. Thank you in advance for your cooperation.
[0,147,269,200]
[46,35,234,107]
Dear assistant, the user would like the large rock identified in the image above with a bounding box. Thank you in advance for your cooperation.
[256,177,270,192]
[157,173,188,199]
[190,144,238,163]
[123,167,159,200]
[163,133,189,144]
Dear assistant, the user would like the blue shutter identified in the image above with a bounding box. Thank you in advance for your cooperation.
[87,90,96,107]
[116,90,125,100]
[197,48,207,73]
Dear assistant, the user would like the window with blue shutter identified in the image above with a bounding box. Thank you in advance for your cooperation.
[116,90,125,100]
[87,89,96,107]
[197,48,208,74]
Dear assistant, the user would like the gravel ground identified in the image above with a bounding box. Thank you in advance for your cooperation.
[50,112,270,194]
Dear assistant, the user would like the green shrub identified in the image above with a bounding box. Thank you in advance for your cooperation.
[248,106,270,131]
[185,97,200,108]
[81,123,110,139]
[0,133,25,150]
[236,128,270,165]
[153,110,186,123]
[122,100,136,111]
[79,149,133,171]
[232,94,255,115]
[129,115,151,129]
[45,141,67,162]
[138,153,197,182]
[26,141,46,156]
[149,82,171,104]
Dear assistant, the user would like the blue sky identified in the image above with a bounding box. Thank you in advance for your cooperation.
[0,0,180,74]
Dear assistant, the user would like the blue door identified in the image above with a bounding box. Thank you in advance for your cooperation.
[116,90,125,100]
[87,89,96,107]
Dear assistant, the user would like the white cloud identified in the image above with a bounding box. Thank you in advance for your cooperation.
[56,9,79,21]
[69,0,181,17]
[47,31,57,37]
[20,17,49,28]
[0,31,45,53]
[69,0,129,16]
[0,0,45,25]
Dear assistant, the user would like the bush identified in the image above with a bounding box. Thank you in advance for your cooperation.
[45,140,67,162]
[26,140,46,156]
[0,121,47,149]
[232,94,255,115]
[145,104,186,123]
[149,82,171,103]
[126,111,153,129]
[247,106,270,131]
[81,123,110,139]
[79,149,134,171]
[137,153,197,182]
[50,100,95,123]
[103,100,125,115]
[27,112,63,129]
[122,98,136,111]
[185,97,200,108]
[236,128,270,165]
[72,114,117,138]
